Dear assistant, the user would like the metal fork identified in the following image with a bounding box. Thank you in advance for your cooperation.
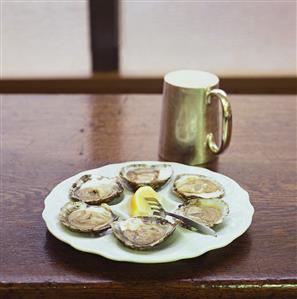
[145,197,217,237]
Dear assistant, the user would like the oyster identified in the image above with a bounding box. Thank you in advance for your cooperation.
[176,198,229,227]
[59,201,117,233]
[173,174,224,200]
[111,216,177,250]
[69,174,124,205]
[119,163,173,191]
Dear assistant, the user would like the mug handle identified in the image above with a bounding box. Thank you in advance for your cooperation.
[206,89,232,154]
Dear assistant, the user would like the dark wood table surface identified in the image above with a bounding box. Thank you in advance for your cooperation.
[1,94,296,299]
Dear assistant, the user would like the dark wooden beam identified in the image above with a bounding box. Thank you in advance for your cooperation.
[89,0,118,72]
[0,77,296,94]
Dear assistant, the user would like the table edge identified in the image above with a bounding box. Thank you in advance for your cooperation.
[1,279,297,290]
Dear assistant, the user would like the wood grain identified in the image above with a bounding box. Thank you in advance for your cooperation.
[0,76,296,94]
[89,0,118,72]
[0,94,296,298]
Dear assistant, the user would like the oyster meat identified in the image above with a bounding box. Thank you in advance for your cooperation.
[120,163,173,191]
[59,201,117,233]
[173,174,224,200]
[176,198,229,227]
[111,216,177,250]
[69,174,124,205]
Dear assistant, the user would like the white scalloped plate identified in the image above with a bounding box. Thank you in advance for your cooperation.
[42,161,254,263]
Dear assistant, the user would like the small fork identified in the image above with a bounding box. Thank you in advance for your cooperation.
[145,197,217,237]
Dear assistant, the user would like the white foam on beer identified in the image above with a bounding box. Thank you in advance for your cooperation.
[165,70,219,89]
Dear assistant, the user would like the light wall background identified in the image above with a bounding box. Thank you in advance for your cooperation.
[120,0,297,77]
[1,0,91,78]
[1,0,296,78]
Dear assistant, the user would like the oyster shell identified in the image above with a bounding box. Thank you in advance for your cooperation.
[69,174,124,205]
[173,174,224,200]
[59,201,117,233]
[119,163,173,191]
[111,216,177,250]
[176,198,229,227]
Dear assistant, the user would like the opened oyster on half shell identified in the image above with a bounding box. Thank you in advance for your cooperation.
[176,198,229,228]
[119,163,173,191]
[173,174,225,201]
[69,174,124,205]
[59,201,117,233]
[111,216,177,250]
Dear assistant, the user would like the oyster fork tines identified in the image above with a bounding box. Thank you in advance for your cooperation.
[144,197,217,237]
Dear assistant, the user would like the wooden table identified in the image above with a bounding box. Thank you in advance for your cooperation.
[1,94,296,299]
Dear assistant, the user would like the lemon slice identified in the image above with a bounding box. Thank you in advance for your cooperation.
[130,186,162,217]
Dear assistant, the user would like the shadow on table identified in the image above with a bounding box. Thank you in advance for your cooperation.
[44,230,252,281]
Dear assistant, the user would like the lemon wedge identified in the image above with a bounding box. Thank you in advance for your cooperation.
[130,186,162,217]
